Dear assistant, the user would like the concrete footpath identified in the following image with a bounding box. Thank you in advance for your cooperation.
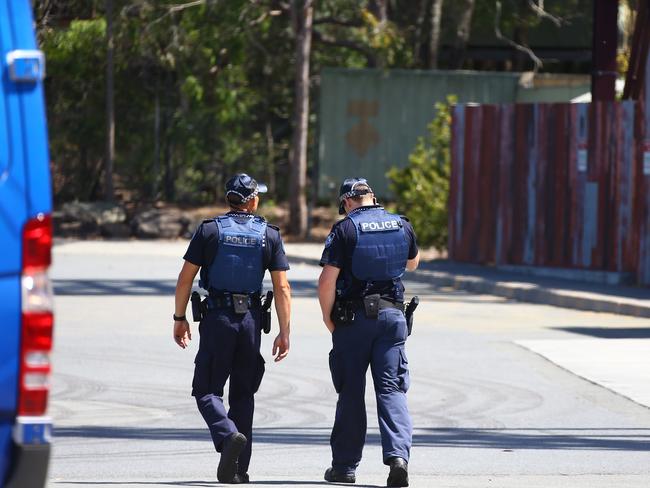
[284,244,650,318]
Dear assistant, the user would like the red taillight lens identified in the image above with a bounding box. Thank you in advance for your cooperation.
[22,312,53,351]
[20,214,54,416]
[18,389,48,416]
[23,214,52,271]
[18,312,53,416]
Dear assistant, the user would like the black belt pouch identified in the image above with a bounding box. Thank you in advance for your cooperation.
[232,294,250,314]
[363,294,381,319]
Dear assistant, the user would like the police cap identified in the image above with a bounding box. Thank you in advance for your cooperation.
[225,173,268,203]
[338,177,374,215]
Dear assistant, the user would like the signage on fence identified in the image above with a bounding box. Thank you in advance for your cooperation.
[577,143,588,173]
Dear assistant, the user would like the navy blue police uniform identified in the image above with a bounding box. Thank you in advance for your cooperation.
[321,201,418,478]
[184,210,289,477]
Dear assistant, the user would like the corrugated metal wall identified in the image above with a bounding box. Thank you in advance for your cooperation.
[450,100,650,285]
[318,68,590,200]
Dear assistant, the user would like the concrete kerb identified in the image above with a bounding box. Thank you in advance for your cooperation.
[286,254,650,318]
[398,269,650,318]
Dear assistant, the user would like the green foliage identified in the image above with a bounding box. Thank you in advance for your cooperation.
[36,0,591,206]
[41,18,107,200]
[387,96,456,251]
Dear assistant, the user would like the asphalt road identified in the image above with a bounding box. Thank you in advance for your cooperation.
[47,241,650,488]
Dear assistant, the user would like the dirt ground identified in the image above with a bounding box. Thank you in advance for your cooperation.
[177,202,445,259]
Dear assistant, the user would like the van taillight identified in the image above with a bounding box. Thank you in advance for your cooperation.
[19,214,54,416]
[23,214,52,270]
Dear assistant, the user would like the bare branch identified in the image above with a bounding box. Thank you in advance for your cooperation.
[528,0,563,27]
[495,0,543,72]
[168,0,206,13]
[312,29,378,67]
[146,0,206,29]
[313,16,364,28]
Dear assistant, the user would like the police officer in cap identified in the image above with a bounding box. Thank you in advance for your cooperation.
[173,173,291,484]
[318,178,419,487]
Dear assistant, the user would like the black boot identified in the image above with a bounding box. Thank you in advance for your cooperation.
[232,473,250,484]
[324,467,356,483]
[387,457,408,487]
[217,433,247,483]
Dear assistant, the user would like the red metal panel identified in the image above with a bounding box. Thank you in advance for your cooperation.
[609,100,638,273]
[549,104,571,267]
[477,105,499,264]
[448,97,646,284]
[495,104,515,265]
[510,104,531,265]
[459,105,484,262]
[448,104,464,261]
[569,103,590,268]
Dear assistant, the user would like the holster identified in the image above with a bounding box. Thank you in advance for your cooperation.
[261,290,273,334]
[331,300,355,327]
[404,296,420,336]
[191,291,203,322]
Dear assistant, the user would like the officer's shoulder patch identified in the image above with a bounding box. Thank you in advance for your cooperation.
[324,232,335,248]
[399,214,410,223]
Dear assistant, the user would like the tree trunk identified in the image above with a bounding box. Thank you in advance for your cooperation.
[370,0,388,25]
[413,0,428,66]
[450,0,475,69]
[104,0,115,201]
[265,120,276,197]
[152,87,161,200]
[429,0,444,69]
[289,0,313,238]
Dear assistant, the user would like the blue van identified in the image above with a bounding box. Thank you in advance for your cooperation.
[0,1,53,487]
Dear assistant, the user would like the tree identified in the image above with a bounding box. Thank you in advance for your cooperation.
[429,0,444,68]
[289,0,314,237]
[105,0,115,200]
[450,0,475,69]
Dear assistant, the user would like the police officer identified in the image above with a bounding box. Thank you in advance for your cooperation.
[318,178,419,487]
[173,173,291,484]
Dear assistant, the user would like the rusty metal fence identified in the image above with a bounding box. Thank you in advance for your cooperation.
[449,100,650,285]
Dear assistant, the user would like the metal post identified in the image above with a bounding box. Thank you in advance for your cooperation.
[592,0,619,101]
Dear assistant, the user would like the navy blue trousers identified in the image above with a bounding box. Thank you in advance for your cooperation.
[329,308,412,474]
[192,307,265,474]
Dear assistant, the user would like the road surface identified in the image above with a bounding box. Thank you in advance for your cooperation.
[47,241,650,487]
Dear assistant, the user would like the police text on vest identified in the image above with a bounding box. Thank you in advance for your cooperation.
[360,220,400,232]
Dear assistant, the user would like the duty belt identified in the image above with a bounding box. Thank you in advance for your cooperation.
[207,292,261,314]
[349,298,404,312]
[349,294,404,319]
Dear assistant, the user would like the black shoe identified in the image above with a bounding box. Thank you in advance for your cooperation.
[387,457,409,487]
[324,467,356,483]
[232,473,250,484]
[217,433,247,483]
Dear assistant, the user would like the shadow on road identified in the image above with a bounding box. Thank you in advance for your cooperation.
[554,327,650,339]
[54,426,650,452]
[52,280,318,297]
[53,280,178,296]
[53,279,505,303]
[55,481,380,487]
[53,482,215,487]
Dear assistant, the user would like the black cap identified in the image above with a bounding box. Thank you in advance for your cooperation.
[338,177,374,215]
[225,173,268,203]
